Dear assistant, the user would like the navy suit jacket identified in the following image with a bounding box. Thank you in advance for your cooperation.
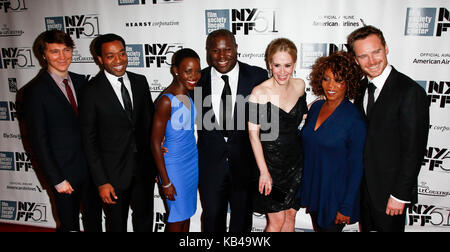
[23,71,89,188]
[195,61,268,191]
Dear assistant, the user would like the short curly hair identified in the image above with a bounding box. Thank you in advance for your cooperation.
[308,51,362,100]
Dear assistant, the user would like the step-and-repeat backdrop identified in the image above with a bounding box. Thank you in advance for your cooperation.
[1,0,449,232]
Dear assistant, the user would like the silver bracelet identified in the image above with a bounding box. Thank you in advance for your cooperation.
[162,182,172,189]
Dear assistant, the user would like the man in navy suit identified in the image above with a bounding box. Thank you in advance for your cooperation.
[195,29,268,232]
[23,30,102,232]
[79,34,156,232]
[348,26,429,232]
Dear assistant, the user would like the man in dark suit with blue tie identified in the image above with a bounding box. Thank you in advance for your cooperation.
[23,30,102,232]
[79,34,156,232]
[195,29,268,232]
[348,26,429,232]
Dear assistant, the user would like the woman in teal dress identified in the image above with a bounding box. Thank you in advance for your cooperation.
[151,48,201,232]
[298,51,366,232]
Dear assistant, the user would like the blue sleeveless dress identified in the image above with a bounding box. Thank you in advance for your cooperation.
[161,93,198,223]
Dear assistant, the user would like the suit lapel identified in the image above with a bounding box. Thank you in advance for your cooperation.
[43,71,77,115]
[228,62,251,140]
[202,63,250,140]
[355,77,368,119]
[202,67,220,130]
[99,72,132,123]
[128,72,139,125]
[69,72,84,98]
[367,67,398,121]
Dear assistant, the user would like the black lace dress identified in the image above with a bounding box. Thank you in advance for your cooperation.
[249,94,307,214]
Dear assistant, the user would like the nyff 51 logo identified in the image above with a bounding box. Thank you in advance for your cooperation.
[407,204,450,227]
[154,212,167,232]
[422,146,450,172]
[0,0,27,13]
[0,47,35,69]
[417,80,450,108]
[45,15,100,39]
[126,43,183,68]
[206,8,279,35]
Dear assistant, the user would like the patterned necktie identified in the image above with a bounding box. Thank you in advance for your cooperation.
[220,75,232,136]
[63,79,78,116]
[118,77,133,120]
[367,81,377,117]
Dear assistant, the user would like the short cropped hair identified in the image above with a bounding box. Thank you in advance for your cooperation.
[33,30,74,68]
[347,25,386,56]
[206,29,237,49]
[309,51,363,100]
[172,48,200,68]
[93,33,126,57]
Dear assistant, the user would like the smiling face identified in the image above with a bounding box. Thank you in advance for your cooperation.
[207,35,238,74]
[353,34,389,80]
[322,68,347,103]
[269,51,296,85]
[44,43,73,77]
[174,57,201,91]
[98,40,128,77]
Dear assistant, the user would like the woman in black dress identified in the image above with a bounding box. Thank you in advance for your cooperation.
[248,38,307,232]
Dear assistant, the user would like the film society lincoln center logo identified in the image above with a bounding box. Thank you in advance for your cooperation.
[405,7,450,36]
[205,9,279,35]
[1,200,49,223]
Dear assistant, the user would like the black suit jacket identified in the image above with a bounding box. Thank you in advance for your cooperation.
[79,71,155,191]
[354,66,429,211]
[195,61,268,190]
[23,71,88,187]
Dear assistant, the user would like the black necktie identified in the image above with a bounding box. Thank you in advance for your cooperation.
[220,75,232,136]
[367,81,376,117]
[119,77,133,120]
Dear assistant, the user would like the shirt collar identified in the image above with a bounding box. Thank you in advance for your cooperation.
[369,64,392,90]
[48,70,70,85]
[104,70,128,86]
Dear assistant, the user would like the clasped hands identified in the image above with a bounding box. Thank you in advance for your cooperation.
[335,212,350,225]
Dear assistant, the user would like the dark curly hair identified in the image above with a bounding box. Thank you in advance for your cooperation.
[308,51,362,100]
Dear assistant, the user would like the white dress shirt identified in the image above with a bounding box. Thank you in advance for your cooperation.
[104,71,134,109]
[363,64,392,114]
[210,63,240,120]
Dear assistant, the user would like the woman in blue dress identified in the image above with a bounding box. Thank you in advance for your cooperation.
[298,51,366,232]
[151,48,201,232]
